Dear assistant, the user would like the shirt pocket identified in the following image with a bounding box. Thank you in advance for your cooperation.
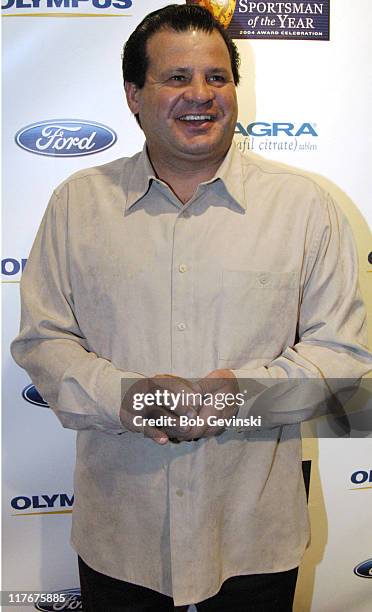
[218,269,299,362]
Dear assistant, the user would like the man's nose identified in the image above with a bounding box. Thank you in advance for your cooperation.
[183,76,215,104]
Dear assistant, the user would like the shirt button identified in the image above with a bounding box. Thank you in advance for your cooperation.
[177,323,186,331]
[176,489,184,497]
[259,273,269,285]
[179,264,187,273]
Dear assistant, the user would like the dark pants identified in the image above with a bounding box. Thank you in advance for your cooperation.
[78,556,298,612]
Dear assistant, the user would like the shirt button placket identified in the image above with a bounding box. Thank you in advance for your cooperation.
[168,455,194,602]
[171,214,193,375]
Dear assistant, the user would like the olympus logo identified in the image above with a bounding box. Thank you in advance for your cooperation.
[2,258,27,276]
[3,0,131,10]
[15,120,117,157]
[350,469,372,486]
[11,493,74,512]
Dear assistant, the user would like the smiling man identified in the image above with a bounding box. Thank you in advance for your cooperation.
[124,11,239,205]
[11,3,372,612]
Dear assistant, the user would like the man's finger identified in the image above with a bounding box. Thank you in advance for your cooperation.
[143,425,169,445]
[197,372,238,398]
[147,375,202,417]
[142,405,194,440]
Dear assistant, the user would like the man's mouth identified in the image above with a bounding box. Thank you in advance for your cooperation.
[177,114,216,123]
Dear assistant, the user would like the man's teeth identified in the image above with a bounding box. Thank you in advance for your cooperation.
[179,115,213,121]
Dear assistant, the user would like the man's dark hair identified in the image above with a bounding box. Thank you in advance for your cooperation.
[122,4,241,89]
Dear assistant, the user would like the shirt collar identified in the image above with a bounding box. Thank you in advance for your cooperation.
[124,144,157,211]
[203,142,247,211]
[124,141,247,212]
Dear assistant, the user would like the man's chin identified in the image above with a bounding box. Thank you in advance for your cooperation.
[175,136,228,159]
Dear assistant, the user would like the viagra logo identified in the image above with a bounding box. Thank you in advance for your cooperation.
[15,120,117,157]
[235,121,318,137]
[34,588,81,611]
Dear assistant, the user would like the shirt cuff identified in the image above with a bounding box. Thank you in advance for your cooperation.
[95,363,145,434]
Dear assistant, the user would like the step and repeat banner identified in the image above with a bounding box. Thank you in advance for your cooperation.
[2,1,372,610]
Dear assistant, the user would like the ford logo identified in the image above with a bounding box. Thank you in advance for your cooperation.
[34,588,81,611]
[354,558,372,578]
[22,384,49,407]
[15,120,117,157]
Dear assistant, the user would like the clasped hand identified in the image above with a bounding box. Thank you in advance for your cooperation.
[120,370,239,445]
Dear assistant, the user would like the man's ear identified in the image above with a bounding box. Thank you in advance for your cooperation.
[124,81,140,115]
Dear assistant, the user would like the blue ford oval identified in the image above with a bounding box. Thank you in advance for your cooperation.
[22,384,49,407]
[15,120,117,157]
[34,588,81,611]
[354,558,372,578]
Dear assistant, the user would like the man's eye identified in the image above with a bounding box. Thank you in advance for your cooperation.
[170,75,186,82]
[209,75,226,83]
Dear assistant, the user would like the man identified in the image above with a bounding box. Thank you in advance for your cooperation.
[11,4,372,611]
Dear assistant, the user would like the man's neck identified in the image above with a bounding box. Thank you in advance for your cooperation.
[146,147,229,205]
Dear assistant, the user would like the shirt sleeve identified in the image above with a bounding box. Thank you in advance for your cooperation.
[231,193,372,426]
[11,190,144,434]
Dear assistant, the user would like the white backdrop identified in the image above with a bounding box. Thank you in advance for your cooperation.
[2,1,372,610]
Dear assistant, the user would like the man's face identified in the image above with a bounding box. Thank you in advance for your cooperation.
[125,28,238,167]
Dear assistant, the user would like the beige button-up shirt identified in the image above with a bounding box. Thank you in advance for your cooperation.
[11,143,372,605]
